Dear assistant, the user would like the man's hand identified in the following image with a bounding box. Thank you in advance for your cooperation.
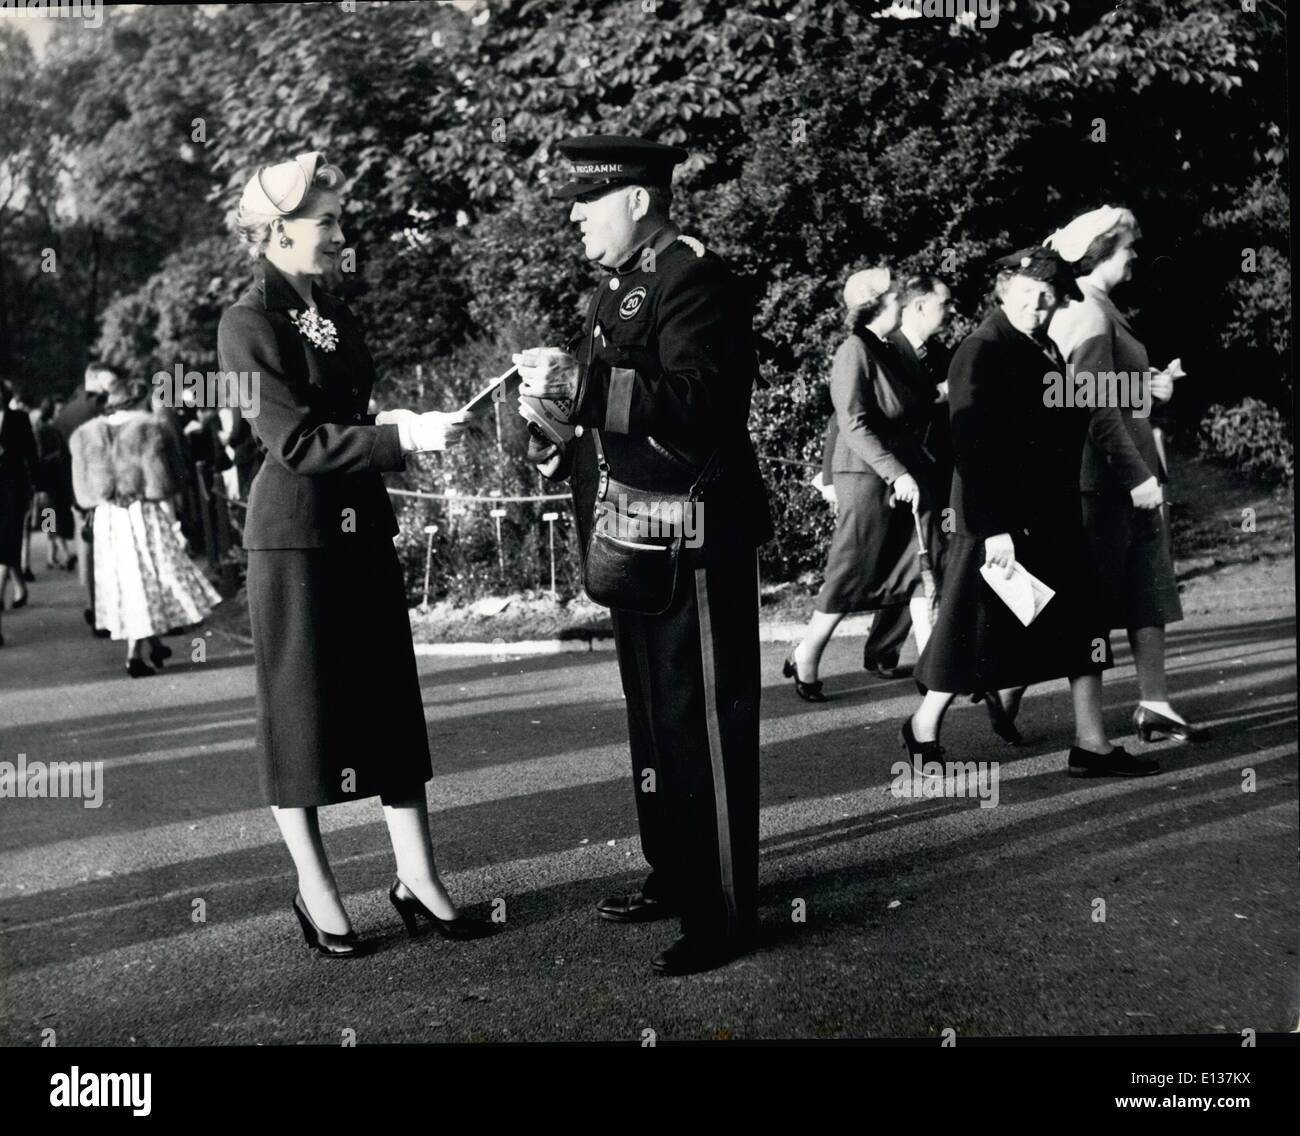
[983,532,1016,579]
[1130,475,1163,510]
[890,472,920,508]
[812,471,837,509]
[514,348,579,400]
[933,381,949,405]
[526,426,565,479]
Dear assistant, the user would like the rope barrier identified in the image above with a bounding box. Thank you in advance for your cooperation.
[387,488,571,504]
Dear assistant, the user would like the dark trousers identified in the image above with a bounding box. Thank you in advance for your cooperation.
[610,543,761,941]
[862,603,911,668]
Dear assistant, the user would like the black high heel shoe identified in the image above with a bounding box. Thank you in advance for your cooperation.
[901,716,946,775]
[149,641,173,668]
[782,654,827,703]
[1134,706,1210,743]
[292,892,361,958]
[974,690,1023,746]
[389,879,495,941]
[125,658,156,678]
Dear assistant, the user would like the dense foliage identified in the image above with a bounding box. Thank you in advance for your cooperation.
[0,0,1289,596]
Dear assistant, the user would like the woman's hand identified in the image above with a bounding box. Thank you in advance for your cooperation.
[1149,371,1174,403]
[812,471,837,509]
[378,408,472,453]
[983,532,1016,578]
[1130,475,1163,510]
[514,348,579,400]
[890,472,920,508]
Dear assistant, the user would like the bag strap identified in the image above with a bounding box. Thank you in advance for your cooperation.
[591,427,722,503]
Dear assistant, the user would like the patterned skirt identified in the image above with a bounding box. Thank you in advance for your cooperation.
[93,499,221,640]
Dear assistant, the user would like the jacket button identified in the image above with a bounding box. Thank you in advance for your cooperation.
[350,386,358,396]
[353,413,362,422]
[609,278,620,290]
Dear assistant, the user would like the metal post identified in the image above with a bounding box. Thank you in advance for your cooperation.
[421,523,438,611]
[542,512,558,599]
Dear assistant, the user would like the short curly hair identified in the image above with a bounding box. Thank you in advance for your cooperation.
[233,160,345,261]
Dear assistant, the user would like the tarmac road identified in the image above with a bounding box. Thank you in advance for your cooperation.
[1,554,1295,1044]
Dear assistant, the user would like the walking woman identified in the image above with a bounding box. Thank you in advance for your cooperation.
[218,151,489,956]
[0,378,38,643]
[1046,206,1208,742]
[784,267,940,701]
[905,247,1158,778]
[69,373,220,675]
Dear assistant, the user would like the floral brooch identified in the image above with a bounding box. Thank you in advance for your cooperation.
[289,307,339,352]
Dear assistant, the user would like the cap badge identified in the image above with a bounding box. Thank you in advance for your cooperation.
[618,286,648,320]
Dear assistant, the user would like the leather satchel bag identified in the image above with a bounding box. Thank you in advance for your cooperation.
[583,430,720,615]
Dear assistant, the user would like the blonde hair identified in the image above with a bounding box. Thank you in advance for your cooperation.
[233,161,345,261]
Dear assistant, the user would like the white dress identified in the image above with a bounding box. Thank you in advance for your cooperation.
[91,413,221,640]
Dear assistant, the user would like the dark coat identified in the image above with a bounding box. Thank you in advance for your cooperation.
[915,308,1110,692]
[1049,281,1163,492]
[814,331,939,613]
[563,224,772,565]
[216,260,406,549]
[0,406,37,565]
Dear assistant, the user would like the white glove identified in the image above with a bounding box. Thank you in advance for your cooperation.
[377,409,471,453]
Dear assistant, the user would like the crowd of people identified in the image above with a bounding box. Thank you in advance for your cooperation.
[0,365,231,667]
[784,205,1208,778]
[2,139,1213,979]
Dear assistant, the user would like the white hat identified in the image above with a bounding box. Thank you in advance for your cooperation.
[843,267,892,310]
[238,151,341,219]
[1044,205,1133,264]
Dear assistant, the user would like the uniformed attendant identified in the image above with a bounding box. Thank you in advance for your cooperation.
[517,134,771,976]
[218,151,491,955]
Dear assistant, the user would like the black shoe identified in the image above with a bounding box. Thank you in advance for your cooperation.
[389,879,495,941]
[597,890,677,924]
[149,641,174,668]
[21,568,35,583]
[1067,744,1160,778]
[125,658,156,678]
[901,716,945,776]
[65,554,78,573]
[292,892,361,958]
[1134,705,1210,743]
[651,934,746,976]
[782,654,827,703]
[864,658,909,680]
[975,690,1023,746]
[11,590,28,609]
[84,609,110,638]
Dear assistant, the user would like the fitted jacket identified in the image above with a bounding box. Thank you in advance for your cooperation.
[550,223,772,561]
[70,409,185,507]
[216,260,406,549]
[1048,281,1163,493]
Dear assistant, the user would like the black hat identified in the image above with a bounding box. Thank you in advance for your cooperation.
[552,134,689,200]
[993,245,1083,302]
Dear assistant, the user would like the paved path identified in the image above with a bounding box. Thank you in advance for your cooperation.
[1,542,1295,1043]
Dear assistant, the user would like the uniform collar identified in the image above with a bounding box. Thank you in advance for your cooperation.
[610,221,681,277]
[260,257,326,313]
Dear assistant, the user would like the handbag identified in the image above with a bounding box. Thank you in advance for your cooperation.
[583,430,720,615]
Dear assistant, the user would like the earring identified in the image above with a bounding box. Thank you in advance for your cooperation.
[279,233,293,248]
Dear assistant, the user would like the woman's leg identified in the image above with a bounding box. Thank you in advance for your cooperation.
[1069,673,1112,753]
[1128,624,1190,722]
[910,689,956,743]
[793,610,844,681]
[0,563,10,603]
[383,794,459,921]
[271,805,351,935]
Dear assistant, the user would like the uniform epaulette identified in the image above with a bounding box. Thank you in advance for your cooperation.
[676,235,706,258]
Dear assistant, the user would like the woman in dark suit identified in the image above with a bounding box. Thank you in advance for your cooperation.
[218,151,488,955]
[0,378,38,637]
[905,247,1158,778]
[784,267,942,701]
[1047,206,1207,743]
